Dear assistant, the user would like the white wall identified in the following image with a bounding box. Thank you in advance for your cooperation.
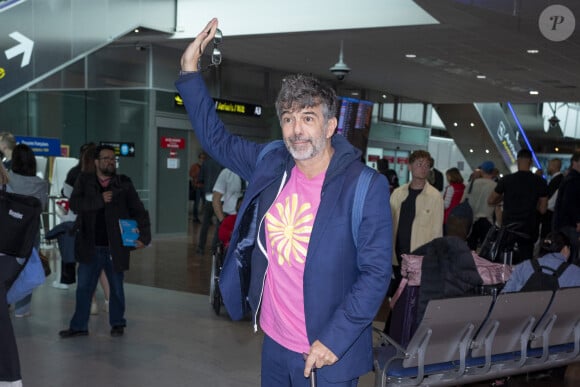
[428,136,472,183]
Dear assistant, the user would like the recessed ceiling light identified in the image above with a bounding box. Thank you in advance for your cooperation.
[405,54,416,58]
[469,148,474,153]
[529,90,539,95]
[134,28,140,33]
[351,92,359,96]
[555,147,560,152]
[476,75,486,79]
[453,122,458,127]
[485,149,490,154]
[382,94,387,99]
[470,122,475,127]
[527,49,539,54]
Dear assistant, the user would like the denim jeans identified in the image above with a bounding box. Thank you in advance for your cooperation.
[69,247,126,331]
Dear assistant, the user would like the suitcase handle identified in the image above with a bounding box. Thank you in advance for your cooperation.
[303,352,317,387]
[310,368,316,387]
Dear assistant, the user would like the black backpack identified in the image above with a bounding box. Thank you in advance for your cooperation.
[520,259,570,292]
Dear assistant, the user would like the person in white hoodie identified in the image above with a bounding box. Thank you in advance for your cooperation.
[7,144,49,318]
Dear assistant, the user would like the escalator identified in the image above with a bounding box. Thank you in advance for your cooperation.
[435,103,524,174]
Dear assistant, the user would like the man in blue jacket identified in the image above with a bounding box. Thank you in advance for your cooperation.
[176,18,392,386]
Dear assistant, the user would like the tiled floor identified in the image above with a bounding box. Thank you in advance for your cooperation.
[10,220,580,386]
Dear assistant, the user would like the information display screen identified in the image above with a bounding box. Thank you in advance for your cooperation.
[336,97,373,155]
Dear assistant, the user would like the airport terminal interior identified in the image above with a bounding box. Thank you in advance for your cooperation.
[3,0,580,386]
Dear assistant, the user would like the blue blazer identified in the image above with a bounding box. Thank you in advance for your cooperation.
[176,73,392,382]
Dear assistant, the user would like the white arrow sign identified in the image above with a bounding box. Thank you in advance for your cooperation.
[5,31,34,67]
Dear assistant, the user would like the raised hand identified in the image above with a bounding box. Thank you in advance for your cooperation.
[180,18,219,72]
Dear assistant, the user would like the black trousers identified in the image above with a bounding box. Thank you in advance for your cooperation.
[0,256,22,382]
[467,218,493,251]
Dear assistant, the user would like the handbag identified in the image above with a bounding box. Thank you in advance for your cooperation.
[7,248,46,304]
[0,184,42,257]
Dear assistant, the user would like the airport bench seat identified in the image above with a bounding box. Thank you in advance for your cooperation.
[373,288,580,386]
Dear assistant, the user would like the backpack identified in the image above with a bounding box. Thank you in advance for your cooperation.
[447,180,474,238]
[520,259,570,292]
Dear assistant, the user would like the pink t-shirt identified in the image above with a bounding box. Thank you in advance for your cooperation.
[260,166,324,353]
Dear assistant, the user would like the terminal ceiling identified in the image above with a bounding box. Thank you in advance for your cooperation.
[163,0,580,105]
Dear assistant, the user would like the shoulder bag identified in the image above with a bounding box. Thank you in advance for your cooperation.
[0,184,42,257]
[6,248,46,304]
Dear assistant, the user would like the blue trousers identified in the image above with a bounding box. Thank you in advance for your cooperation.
[69,247,126,331]
[261,335,358,387]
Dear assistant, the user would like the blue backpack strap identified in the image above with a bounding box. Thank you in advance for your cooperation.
[256,140,285,167]
[352,166,374,247]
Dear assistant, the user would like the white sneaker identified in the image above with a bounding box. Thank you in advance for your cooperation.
[90,301,99,315]
[103,300,109,313]
[52,280,69,290]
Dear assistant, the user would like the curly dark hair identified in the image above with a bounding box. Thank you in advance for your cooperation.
[275,74,338,122]
[409,150,431,165]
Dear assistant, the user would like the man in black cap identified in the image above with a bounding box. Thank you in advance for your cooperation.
[488,149,548,264]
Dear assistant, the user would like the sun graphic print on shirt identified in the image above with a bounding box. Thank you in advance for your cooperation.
[266,193,313,266]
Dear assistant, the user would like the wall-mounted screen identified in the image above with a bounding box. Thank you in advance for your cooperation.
[336,97,373,156]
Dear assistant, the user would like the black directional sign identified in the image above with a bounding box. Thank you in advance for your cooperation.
[100,141,136,157]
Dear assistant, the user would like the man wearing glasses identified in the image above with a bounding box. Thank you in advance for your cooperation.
[59,144,151,338]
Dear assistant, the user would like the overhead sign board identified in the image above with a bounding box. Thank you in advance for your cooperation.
[100,141,136,157]
[174,93,262,117]
[214,98,262,117]
[0,0,27,13]
[160,136,185,149]
[0,0,175,103]
[16,135,61,156]
[475,103,521,168]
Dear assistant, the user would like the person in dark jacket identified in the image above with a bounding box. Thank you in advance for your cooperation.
[176,18,392,386]
[7,144,49,318]
[540,158,563,238]
[553,151,580,264]
[427,156,444,192]
[0,163,24,386]
[59,145,151,338]
[377,158,399,193]
[196,155,222,254]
